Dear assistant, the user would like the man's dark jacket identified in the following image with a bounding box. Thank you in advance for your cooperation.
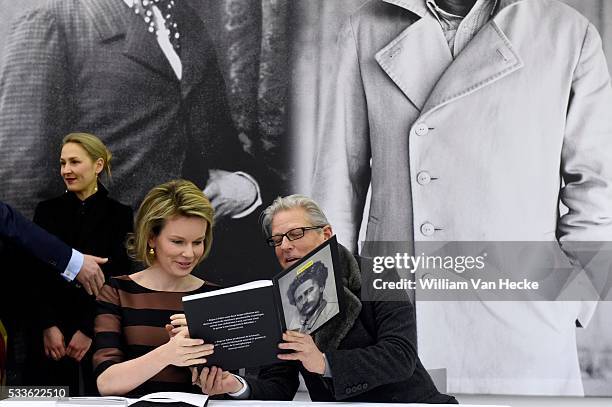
[247,244,456,403]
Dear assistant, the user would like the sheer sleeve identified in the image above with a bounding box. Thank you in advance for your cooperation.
[93,279,125,379]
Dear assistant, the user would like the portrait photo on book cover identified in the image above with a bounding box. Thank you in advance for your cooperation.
[277,239,341,335]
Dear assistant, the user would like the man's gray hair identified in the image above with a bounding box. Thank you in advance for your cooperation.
[261,194,330,236]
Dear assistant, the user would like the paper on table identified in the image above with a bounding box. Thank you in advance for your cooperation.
[53,392,207,407]
[128,392,208,406]
[56,396,129,406]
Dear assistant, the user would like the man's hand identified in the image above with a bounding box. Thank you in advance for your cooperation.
[43,326,66,361]
[197,366,243,396]
[277,331,326,374]
[76,255,107,296]
[66,330,92,362]
[203,170,258,219]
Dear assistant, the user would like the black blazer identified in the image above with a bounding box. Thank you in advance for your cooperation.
[32,185,133,338]
[0,200,71,272]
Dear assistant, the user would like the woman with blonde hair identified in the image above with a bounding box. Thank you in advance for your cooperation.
[93,180,217,396]
[28,133,133,395]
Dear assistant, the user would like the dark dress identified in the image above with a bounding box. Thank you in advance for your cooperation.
[93,276,217,396]
[26,184,133,395]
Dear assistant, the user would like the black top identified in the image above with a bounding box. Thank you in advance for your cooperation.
[32,184,133,338]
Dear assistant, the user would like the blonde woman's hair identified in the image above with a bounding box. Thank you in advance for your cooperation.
[62,133,112,180]
[127,180,214,266]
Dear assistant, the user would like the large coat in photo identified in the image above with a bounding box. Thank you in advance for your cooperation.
[312,0,612,395]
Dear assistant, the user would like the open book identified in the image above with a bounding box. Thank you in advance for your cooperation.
[56,392,208,406]
[182,236,343,370]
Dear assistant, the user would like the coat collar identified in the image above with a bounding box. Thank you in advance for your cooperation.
[63,182,108,201]
[382,0,523,15]
[376,0,525,113]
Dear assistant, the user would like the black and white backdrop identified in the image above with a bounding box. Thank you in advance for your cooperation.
[0,0,611,397]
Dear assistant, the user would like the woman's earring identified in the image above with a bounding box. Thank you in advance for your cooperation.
[149,247,155,256]
[94,174,98,192]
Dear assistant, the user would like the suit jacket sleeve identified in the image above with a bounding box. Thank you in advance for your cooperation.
[0,6,71,216]
[324,300,419,400]
[0,200,71,273]
[311,18,371,253]
[246,362,301,401]
[558,22,612,305]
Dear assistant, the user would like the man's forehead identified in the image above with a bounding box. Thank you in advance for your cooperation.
[295,278,318,291]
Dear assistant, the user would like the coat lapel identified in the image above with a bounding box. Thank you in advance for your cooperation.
[376,0,525,113]
[375,12,452,111]
[82,0,176,80]
[123,16,177,80]
[421,19,523,114]
[81,0,125,42]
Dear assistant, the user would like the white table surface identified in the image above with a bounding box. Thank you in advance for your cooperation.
[1,396,610,406]
[0,399,491,407]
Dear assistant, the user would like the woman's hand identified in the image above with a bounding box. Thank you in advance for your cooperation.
[66,330,92,362]
[160,329,214,367]
[277,331,326,374]
[169,313,189,336]
[196,366,244,396]
[43,326,66,361]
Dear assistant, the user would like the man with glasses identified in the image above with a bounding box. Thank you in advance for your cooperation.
[192,194,455,403]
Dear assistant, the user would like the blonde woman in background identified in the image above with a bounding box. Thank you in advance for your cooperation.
[27,133,133,395]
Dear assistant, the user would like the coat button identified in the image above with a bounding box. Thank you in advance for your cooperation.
[363,383,368,389]
[420,222,435,236]
[346,387,352,395]
[351,385,358,392]
[414,122,429,136]
[417,171,432,185]
[356,384,363,391]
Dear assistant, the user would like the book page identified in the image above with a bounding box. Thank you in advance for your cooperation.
[183,280,273,301]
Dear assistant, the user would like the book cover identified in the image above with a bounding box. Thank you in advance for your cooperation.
[183,236,342,370]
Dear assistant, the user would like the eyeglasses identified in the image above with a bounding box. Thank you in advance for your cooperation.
[266,226,326,247]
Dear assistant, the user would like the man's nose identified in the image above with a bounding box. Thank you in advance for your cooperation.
[279,235,293,249]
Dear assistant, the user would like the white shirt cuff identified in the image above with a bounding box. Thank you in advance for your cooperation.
[228,374,250,399]
[323,353,333,378]
[231,172,262,219]
[62,249,83,282]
